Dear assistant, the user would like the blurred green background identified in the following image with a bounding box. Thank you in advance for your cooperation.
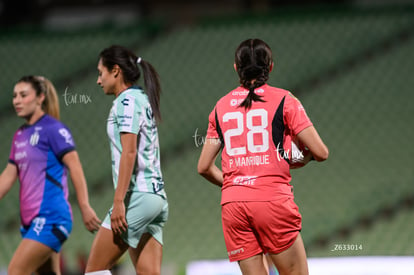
[0,2,413,274]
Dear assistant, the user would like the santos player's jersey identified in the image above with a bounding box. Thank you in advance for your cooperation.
[107,86,166,198]
[8,115,74,226]
[207,84,313,205]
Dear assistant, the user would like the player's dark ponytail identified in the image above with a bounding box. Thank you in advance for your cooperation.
[235,39,273,109]
[137,59,162,123]
[99,45,162,123]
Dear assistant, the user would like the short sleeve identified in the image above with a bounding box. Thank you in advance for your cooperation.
[48,124,76,161]
[284,92,313,136]
[206,107,219,139]
[116,94,141,135]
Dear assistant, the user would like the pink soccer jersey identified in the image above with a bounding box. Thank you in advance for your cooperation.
[8,115,75,226]
[206,84,313,204]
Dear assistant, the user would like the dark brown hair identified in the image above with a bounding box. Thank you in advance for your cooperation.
[235,39,273,109]
[99,45,162,123]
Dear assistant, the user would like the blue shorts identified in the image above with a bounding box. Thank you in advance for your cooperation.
[20,217,72,252]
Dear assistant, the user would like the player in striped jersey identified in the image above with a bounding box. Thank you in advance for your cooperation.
[0,76,100,275]
[85,45,168,275]
[198,39,329,275]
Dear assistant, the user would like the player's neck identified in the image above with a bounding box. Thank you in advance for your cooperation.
[26,109,45,125]
[114,82,131,97]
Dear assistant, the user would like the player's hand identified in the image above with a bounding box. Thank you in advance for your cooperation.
[111,201,128,235]
[80,205,101,233]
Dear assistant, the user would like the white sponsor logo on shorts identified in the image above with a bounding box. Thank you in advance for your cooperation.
[33,217,46,236]
[58,225,70,237]
[228,247,245,256]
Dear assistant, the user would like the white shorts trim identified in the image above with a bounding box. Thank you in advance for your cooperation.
[101,221,111,230]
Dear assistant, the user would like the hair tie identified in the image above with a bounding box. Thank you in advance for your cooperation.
[137,57,142,64]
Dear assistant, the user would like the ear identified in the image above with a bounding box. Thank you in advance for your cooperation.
[37,92,46,106]
[112,64,121,78]
[233,63,237,72]
[269,62,274,72]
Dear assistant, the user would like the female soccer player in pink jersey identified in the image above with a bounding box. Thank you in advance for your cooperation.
[198,39,329,275]
[0,76,101,275]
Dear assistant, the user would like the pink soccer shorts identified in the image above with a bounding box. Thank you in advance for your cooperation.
[221,196,302,262]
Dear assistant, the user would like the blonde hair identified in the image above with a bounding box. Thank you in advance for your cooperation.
[18,75,60,120]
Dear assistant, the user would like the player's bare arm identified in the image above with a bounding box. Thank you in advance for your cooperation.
[197,138,223,187]
[63,151,101,233]
[296,126,329,162]
[0,164,18,199]
[111,132,137,234]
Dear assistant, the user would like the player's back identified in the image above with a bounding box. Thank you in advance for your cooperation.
[212,84,312,204]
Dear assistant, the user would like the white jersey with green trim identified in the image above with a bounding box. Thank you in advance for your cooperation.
[107,86,166,198]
